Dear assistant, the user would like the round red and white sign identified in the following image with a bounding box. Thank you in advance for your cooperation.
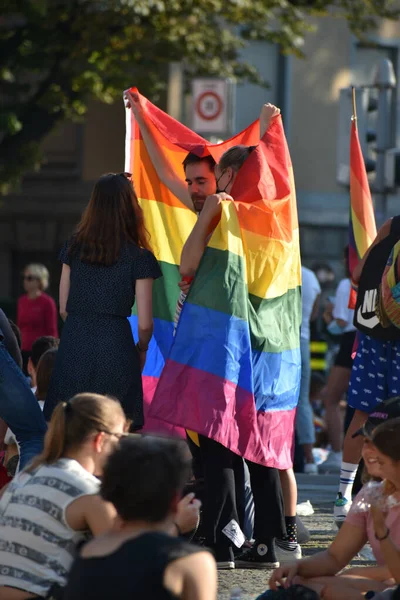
[196,91,224,121]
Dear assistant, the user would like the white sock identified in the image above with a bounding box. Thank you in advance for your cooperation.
[339,461,358,499]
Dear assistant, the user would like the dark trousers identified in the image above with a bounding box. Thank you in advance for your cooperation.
[198,435,285,549]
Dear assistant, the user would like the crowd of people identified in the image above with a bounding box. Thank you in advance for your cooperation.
[1,91,400,600]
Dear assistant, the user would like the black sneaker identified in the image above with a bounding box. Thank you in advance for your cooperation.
[208,543,235,570]
[235,539,279,569]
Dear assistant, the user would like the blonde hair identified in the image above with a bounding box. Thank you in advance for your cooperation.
[27,393,125,472]
[218,145,256,173]
[25,263,50,291]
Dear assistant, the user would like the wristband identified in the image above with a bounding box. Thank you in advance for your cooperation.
[136,343,148,353]
[375,527,390,541]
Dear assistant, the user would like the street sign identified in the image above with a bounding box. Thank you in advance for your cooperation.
[191,78,235,135]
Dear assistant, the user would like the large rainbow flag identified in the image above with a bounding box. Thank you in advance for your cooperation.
[125,90,301,468]
[348,116,376,307]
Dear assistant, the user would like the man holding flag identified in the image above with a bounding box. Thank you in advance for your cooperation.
[125,91,302,567]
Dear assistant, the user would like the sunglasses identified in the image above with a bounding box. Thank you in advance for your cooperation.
[23,275,37,282]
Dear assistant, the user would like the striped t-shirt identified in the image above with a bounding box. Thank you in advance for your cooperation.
[0,458,99,597]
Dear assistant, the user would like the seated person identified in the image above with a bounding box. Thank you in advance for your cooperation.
[269,399,400,598]
[0,394,200,599]
[64,436,216,600]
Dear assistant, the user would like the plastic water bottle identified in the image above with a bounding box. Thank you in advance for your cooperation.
[230,587,241,599]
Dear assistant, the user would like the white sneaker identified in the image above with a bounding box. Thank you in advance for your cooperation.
[275,543,302,563]
[334,492,351,528]
[296,500,314,517]
[319,451,342,474]
[303,463,319,475]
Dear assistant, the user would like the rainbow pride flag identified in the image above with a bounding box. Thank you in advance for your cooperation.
[125,90,301,468]
[348,118,377,307]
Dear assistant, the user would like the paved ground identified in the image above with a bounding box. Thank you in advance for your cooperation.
[217,473,370,599]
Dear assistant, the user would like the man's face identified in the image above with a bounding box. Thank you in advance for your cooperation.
[185,162,216,212]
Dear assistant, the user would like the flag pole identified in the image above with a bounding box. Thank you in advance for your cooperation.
[351,86,357,128]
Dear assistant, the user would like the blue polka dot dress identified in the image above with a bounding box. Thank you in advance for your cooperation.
[44,240,162,429]
[348,333,400,413]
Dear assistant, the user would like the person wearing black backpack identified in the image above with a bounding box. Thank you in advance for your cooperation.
[333,216,400,528]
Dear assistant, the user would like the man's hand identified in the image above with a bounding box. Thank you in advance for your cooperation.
[124,90,143,119]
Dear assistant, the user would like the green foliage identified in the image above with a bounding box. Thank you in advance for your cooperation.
[1,0,399,192]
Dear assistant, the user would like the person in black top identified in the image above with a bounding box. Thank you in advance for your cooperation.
[64,436,216,600]
[44,173,162,429]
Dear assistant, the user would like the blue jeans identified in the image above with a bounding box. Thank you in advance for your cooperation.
[0,343,47,469]
[295,337,316,445]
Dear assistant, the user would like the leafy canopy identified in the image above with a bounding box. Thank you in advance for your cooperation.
[1,0,398,191]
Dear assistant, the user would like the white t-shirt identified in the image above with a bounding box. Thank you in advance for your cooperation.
[332,278,356,333]
[301,267,321,340]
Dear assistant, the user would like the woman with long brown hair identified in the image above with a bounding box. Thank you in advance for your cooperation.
[44,173,161,429]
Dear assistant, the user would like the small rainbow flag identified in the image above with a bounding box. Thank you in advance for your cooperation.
[125,90,301,468]
[348,114,377,307]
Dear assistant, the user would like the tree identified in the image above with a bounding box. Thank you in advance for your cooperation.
[0,0,398,192]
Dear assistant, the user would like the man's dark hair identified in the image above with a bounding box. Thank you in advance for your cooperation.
[101,437,192,523]
[182,152,216,172]
[8,320,21,349]
[31,336,59,369]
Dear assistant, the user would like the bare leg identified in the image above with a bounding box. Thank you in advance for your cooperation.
[323,366,352,452]
[279,468,297,516]
[303,443,315,464]
[293,574,388,593]
[342,409,368,463]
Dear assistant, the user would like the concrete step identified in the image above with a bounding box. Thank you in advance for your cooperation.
[296,473,338,505]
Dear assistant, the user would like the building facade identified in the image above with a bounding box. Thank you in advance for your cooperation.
[1,15,400,310]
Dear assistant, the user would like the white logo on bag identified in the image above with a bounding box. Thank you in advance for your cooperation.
[357,287,379,329]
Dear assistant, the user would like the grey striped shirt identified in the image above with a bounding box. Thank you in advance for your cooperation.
[0,458,99,596]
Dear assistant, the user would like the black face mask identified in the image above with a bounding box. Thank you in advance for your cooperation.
[216,170,232,194]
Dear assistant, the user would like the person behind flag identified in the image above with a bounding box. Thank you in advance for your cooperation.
[127,93,299,568]
[177,143,295,570]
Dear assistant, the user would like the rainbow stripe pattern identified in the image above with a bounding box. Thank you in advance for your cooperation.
[125,90,301,468]
[348,119,377,307]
